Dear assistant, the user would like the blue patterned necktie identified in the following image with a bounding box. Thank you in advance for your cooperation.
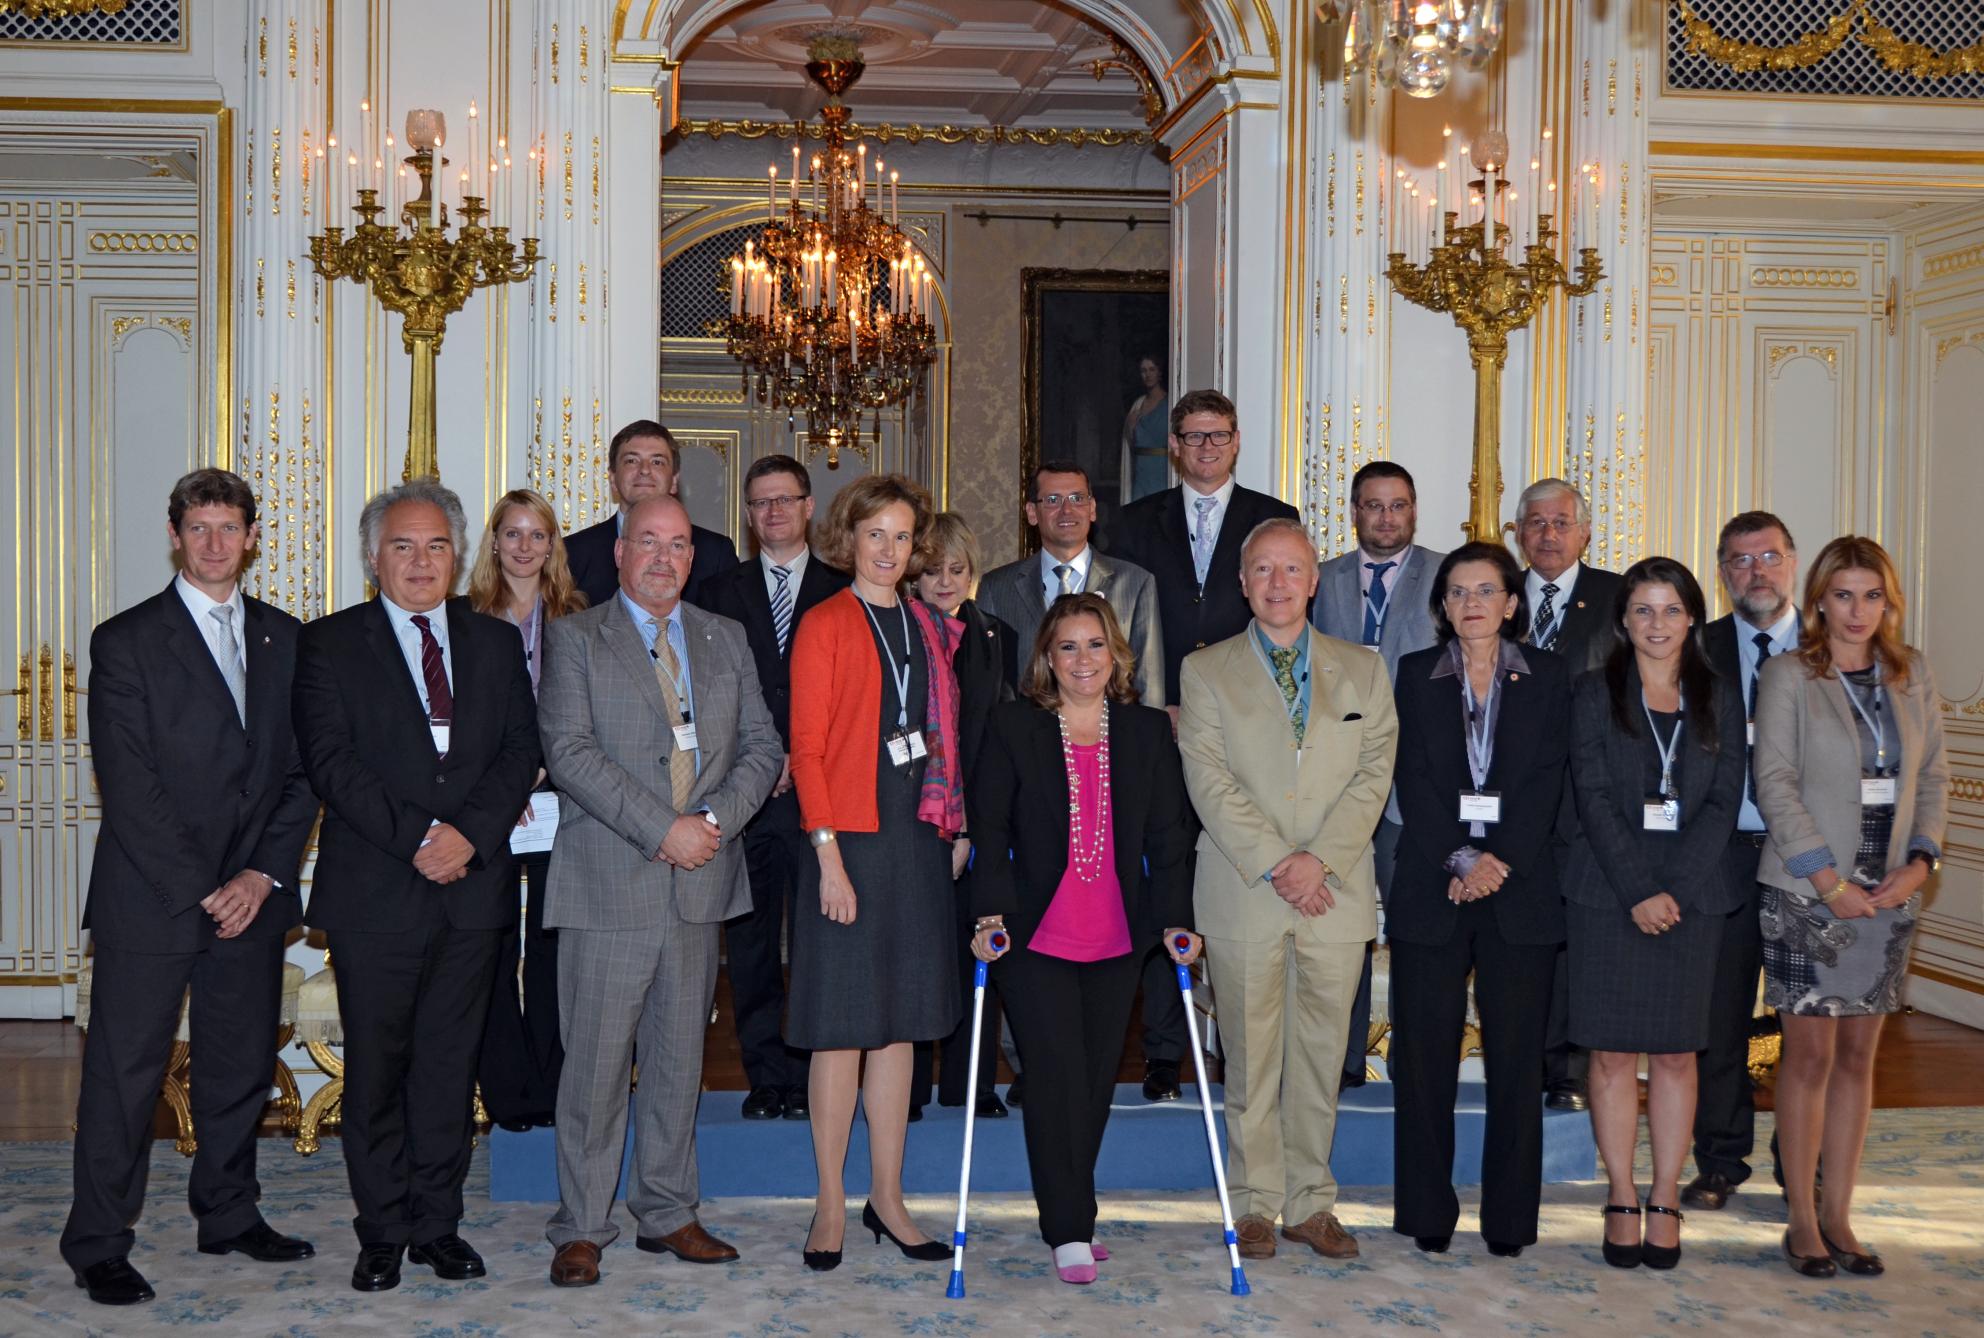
[770,563,794,655]
[1361,560,1397,646]
[1531,582,1561,650]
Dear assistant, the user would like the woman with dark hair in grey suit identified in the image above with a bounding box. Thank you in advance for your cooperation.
[1754,535,1948,1278]
[1563,557,1746,1271]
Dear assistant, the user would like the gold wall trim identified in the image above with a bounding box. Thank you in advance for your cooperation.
[660,175,1167,203]
[671,117,1155,149]
[1651,139,1984,167]
[1925,244,1984,279]
[87,230,197,254]
[1750,266,1860,289]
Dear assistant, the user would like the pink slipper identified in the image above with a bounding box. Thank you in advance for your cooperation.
[1053,1242,1097,1283]
[1090,1242,1110,1262]
[1056,1261,1098,1284]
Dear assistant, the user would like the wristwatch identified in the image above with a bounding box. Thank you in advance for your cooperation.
[1908,849,1941,874]
[809,826,837,848]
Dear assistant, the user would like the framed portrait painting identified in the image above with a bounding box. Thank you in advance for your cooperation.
[1019,267,1170,554]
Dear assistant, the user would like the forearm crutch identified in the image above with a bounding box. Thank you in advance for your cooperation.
[946,932,1006,1299]
[1176,936,1251,1297]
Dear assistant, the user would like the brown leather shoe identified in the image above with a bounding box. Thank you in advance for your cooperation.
[1234,1214,1277,1260]
[549,1240,601,1287]
[1282,1211,1359,1259]
[636,1221,740,1264]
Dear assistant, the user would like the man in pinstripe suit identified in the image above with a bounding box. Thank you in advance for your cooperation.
[537,496,783,1287]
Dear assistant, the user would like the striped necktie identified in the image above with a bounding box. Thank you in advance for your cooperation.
[1531,582,1561,650]
[770,563,794,656]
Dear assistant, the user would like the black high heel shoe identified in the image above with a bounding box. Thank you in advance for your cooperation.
[1783,1229,1837,1278]
[862,1202,950,1262]
[802,1213,842,1272]
[1601,1202,1643,1269]
[1819,1226,1883,1276]
[1641,1201,1683,1270]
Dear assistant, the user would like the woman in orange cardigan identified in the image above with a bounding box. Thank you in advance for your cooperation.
[787,474,964,1272]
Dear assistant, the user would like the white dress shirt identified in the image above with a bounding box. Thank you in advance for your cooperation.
[379,595,454,717]
[1038,544,1095,601]
[1525,560,1584,614]
[174,573,246,682]
[1356,545,1414,603]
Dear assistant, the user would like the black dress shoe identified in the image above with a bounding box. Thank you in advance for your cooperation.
[861,1201,950,1261]
[351,1242,405,1292]
[74,1257,155,1306]
[1641,1202,1683,1270]
[741,1085,784,1120]
[1413,1235,1451,1253]
[782,1086,810,1120]
[1544,1079,1589,1112]
[1340,1069,1368,1093]
[1005,1074,1025,1107]
[1485,1240,1524,1258]
[497,1119,536,1133]
[906,1103,924,1123]
[198,1220,316,1262]
[1820,1226,1884,1276]
[1782,1229,1837,1278]
[407,1233,486,1280]
[1601,1203,1642,1269]
[1680,1170,1738,1211]
[974,1092,1009,1119]
[1142,1061,1182,1103]
[802,1213,841,1272]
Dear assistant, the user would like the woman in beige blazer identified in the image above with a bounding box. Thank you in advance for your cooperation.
[1754,536,1948,1281]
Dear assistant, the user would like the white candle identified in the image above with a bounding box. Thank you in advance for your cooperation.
[1588,168,1601,246]
[857,143,866,209]
[360,99,372,177]
[467,101,480,200]
[768,165,778,221]
[791,142,800,205]
[429,136,442,229]
[890,170,899,224]
[731,258,743,316]
[825,250,837,308]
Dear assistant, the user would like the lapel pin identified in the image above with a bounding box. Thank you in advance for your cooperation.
[1576,601,1587,610]
[262,635,271,645]
[1509,672,1518,682]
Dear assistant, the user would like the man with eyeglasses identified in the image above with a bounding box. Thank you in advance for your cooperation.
[1309,460,1444,1091]
[1513,477,1619,1114]
[701,456,851,1123]
[564,420,740,610]
[1683,510,1801,1213]
[1109,388,1295,1103]
[977,459,1164,707]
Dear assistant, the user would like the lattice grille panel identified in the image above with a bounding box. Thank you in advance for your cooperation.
[1667,1,1984,100]
[0,0,181,45]
[663,224,767,339]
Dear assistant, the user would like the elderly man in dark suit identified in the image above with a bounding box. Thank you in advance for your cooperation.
[700,455,849,1122]
[294,479,541,1293]
[1109,389,1291,1103]
[539,495,783,1288]
[62,469,320,1307]
[564,420,739,608]
[1514,476,1622,1113]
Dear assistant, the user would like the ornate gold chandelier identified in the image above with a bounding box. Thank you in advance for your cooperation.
[1327,1,1506,98]
[711,35,937,468]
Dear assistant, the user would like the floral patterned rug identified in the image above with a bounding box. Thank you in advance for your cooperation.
[4,1107,1981,1335]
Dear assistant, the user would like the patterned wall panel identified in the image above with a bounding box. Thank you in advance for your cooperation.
[0,0,183,46]
[1667,1,1984,101]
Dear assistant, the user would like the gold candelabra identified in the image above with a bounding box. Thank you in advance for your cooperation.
[307,144,539,482]
[1387,183,1602,542]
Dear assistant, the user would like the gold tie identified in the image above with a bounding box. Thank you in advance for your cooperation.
[651,619,697,811]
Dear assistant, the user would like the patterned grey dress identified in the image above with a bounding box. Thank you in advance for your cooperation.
[1760,667,1919,1016]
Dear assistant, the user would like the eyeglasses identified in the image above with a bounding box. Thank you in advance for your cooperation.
[746,494,808,513]
[1176,430,1236,448]
[1357,499,1413,518]
[1443,585,1507,604]
[1520,516,1580,536]
[1034,491,1092,509]
[1721,550,1787,571]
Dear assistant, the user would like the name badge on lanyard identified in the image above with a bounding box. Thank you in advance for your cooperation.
[1642,694,1684,832]
[863,597,923,770]
[1860,775,1897,806]
[1843,672,1895,808]
[886,730,929,768]
[1457,659,1501,826]
[672,721,699,752]
[1459,791,1503,823]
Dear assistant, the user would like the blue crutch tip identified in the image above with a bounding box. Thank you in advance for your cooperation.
[1230,1267,1251,1296]
[946,1272,966,1299]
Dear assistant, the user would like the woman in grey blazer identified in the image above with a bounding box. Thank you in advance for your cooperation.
[1754,536,1948,1279]
[1562,557,1747,1271]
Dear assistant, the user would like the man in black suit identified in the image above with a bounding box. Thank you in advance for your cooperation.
[294,480,541,1293]
[62,469,320,1307]
[700,455,849,1122]
[1684,510,1801,1212]
[1108,388,1293,1103]
[564,419,739,609]
[1514,476,1622,1113]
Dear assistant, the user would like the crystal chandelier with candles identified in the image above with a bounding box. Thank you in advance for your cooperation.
[710,34,937,468]
[1325,1,1506,97]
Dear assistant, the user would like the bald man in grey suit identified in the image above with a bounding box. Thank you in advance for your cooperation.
[538,496,782,1287]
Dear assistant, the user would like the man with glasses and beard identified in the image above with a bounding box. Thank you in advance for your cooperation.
[1682,511,1801,1212]
[1310,461,1444,1092]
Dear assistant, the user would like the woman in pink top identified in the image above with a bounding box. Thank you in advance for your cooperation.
[967,593,1199,1283]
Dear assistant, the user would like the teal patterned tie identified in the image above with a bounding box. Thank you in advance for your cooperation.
[1270,645,1305,748]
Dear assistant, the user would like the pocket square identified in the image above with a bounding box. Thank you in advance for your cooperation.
[1342,712,1363,721]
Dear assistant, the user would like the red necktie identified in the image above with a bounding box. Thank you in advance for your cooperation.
[410,613,454,722]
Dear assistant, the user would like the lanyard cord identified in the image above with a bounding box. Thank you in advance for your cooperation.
[860,596,914,731]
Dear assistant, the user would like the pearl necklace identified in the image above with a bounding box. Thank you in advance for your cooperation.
[1058,705,1112,881]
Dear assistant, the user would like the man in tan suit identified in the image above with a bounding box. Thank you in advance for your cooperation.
[1177,517,1397,1261]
